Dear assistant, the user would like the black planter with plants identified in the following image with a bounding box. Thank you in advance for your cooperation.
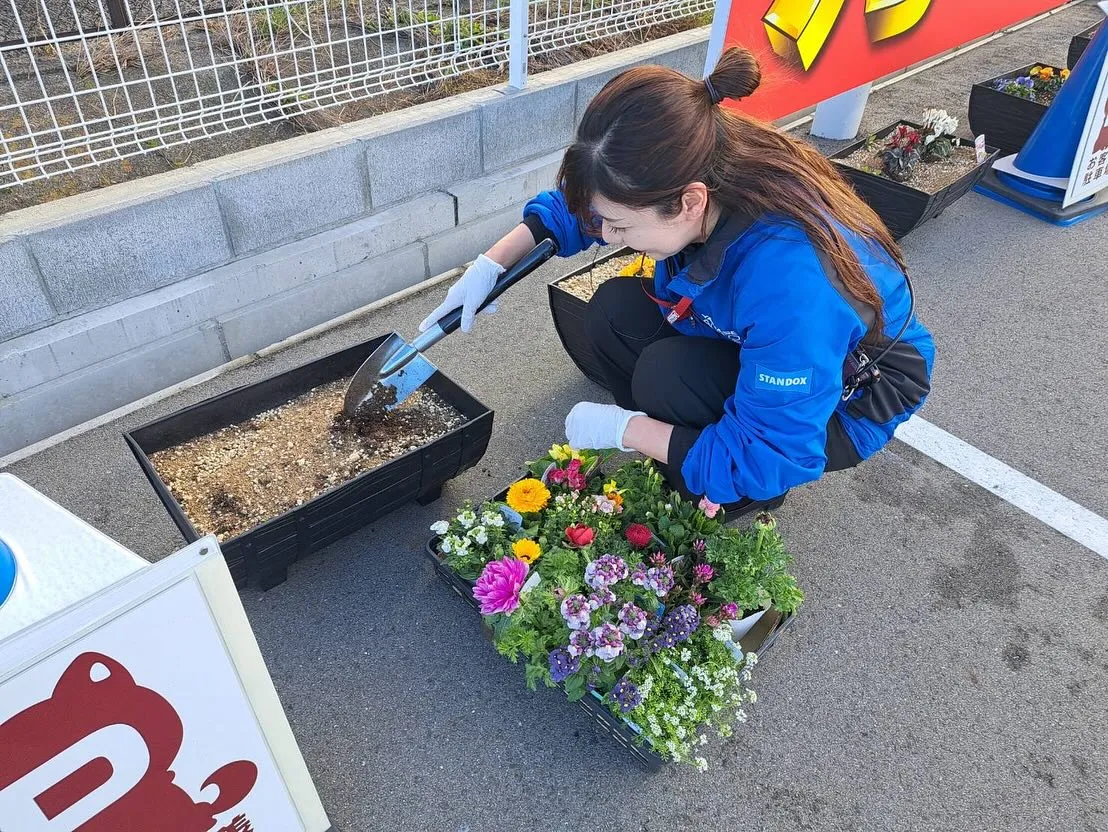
[968,63,1067,156]
[1069,23,1100,70]
[126,333,494,590]
[832,119,1000,239]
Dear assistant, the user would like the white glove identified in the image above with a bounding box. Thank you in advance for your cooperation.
[565,402,645,452]
[419,254,504,334]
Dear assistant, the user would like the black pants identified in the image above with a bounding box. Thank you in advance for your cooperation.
[584,278,861,502]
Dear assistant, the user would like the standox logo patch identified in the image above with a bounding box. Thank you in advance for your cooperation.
[755,366,812,394]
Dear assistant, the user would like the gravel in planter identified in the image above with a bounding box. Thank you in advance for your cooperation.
[150,380,465,542]
[557,252,652,302]
[838,141,983,194]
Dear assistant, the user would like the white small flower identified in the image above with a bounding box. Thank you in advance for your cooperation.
[440,537,453,553]
[711,703,722,713]
[676,726,687,740]
[748,689,757,704]
[457,510,477,528]
[679,648,692,662]
[699,734,709,746]
[665,503,673,512]
[469,526,488,544]
[712,626,731,642]
[430,520,449,535]
[483,512,505,528]
[666,740,678,754]
[695,757,708,772]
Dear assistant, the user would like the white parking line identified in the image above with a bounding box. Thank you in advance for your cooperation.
[896,417,1108,560]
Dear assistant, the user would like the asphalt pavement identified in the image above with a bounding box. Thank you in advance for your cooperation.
[5,3,1108,830]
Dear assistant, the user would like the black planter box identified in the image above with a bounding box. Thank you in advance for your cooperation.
[968,64,1062,157]
[831,121,1000,239]
[423,484,797,772]
[1069,23,1099,70]
[126,333,493,590]
[548,247,640,388]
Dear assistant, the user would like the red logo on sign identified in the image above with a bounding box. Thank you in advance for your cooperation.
[0,652,259,831]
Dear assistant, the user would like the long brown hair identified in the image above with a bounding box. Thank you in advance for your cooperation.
[559,46,906,341]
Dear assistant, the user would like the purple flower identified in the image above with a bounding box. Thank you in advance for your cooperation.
[548,647,580,683]
[630,562,648,586]
[568,628,594,658]
[720,602,739,621]
[618,602,648,640]
[691,592,706,607]
[609,677,643,713]
[561,594,592,630]
[591,622,625,662]
[645,565,675,597]
[589,587,616,609]
[693,563,714,583]
[585,553,629,590]
[1017,75,1034,88]
[661,604,700,644]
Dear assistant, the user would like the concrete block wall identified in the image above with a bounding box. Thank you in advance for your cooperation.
[0,29,708,458]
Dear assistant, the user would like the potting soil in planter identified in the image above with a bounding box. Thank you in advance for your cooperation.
[149,380,465,541]
[838,139,981,194]
[557,252,652,302]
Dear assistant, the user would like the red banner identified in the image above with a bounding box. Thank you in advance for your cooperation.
[724,1,1069,121]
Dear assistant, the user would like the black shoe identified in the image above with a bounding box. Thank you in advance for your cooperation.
[720,490,788,521]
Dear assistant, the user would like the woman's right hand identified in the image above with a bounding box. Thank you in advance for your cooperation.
[418,254,505,334]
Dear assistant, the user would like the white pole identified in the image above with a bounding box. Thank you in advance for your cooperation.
[811,83,873,140]
[703,0,733,77]
[508,0,528,90]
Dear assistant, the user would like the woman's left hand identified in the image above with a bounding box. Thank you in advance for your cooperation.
[564,402,644,452]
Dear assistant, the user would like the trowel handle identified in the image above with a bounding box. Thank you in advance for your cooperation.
[436,238,559,338]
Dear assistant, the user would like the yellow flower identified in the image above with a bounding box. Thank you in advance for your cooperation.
[512,538,542,563]
[618,254,656,278]
[1029,66,1041,77]
[1062,68,1071,80]
[506,478,551,514]
[1039,67,1055,80]
[603,479,617,493]
[549,443,574,463]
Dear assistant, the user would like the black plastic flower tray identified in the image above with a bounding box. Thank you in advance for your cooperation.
[1070,23,1099,71]
[125,333,493,590]
[967,64,1061,157]
[548,247,641,389]
[831,120,1000,240]
[423,483,798,772]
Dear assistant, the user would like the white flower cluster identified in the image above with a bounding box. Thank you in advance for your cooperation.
[921,108,958,143]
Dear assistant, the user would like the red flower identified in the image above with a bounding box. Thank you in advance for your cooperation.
[625,523,653,549]
[565,524,595,547]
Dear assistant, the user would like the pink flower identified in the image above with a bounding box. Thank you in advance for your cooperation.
[473,557,529,616]
[691,592,706,607]
[698,496,721,519]
[693,563,714,584]
[707,615,721,628]
[565,459,587,491]
[720,602,739,621]
[649,551,667,567]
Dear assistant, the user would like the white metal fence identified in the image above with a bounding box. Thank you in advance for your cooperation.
[0,0,711,189]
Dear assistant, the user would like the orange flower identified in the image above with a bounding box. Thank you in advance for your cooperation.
[1062,68,1071,80]
[1039,66,1055,80]
[506,478,550,514]
[606,491,624,509]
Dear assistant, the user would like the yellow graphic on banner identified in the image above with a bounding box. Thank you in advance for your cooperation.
[864,0,933,42]
[762,0,846,70]
[763,0,932,70]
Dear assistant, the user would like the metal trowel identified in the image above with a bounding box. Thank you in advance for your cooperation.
[342,238,558,417]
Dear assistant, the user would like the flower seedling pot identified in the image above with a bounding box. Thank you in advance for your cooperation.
[1070,23,1100,71]
[126,333,493,590]
[831,120,1000,240]
[968,64,1063,156]
[547,247,639,388]
[423,477,797,772]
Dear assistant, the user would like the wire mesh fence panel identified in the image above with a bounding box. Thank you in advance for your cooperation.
[528,0,709,57]
[1,0,703,190]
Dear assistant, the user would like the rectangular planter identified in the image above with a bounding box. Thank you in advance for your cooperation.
[126,333,493,590]
[548,247,638,389]
[831,121,1000,239]
[968,64,1062,157]
[423,480,797,772]
[1069,23,1099,70]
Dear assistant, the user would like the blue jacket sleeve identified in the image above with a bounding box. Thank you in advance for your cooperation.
[679,242,865,502]
[523,189,600,257]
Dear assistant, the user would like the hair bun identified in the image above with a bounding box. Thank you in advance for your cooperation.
[706,47,761,101]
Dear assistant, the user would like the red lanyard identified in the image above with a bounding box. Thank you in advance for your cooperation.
[640,282,694,325]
